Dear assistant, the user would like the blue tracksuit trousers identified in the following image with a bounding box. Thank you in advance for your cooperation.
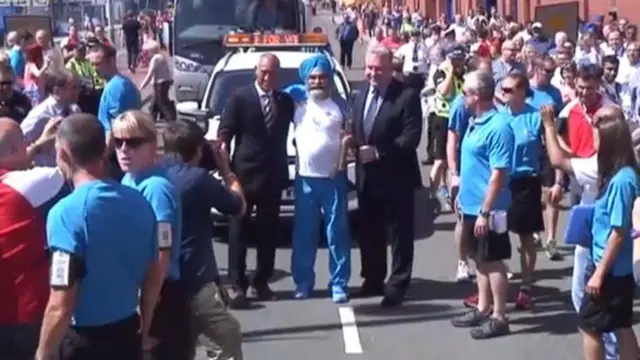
[291,174,351,293]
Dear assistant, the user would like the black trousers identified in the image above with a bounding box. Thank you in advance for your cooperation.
[78,89,102,116]
[339,40,354,68]
[125,42,140,70]
[151,81,176,122]
[357,184,415,295]
[149,280,191,360]
[228,191,281,290]
[53,314,141,360]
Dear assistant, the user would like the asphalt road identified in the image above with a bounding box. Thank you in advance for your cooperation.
[191,11,618,360]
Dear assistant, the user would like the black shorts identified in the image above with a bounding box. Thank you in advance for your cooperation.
[578,267,635,333]
[462,215,512,262]
[150,280,192,360]
[508,176,545,234]
[55,314,141,360]
[428,113,448,160]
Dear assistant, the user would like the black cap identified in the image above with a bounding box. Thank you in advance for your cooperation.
[446,43,467,60]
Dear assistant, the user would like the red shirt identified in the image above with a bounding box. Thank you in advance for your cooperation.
[381,37,403,52]
[558,97,610,158]
[0,168,66,324]
[476,40,491,57]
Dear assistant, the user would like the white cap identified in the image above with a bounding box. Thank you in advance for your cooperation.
[532,22,543,29]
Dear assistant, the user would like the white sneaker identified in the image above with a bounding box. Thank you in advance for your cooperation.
[505,263,513,280]
[455,260,471,282]
[545,239,561,260]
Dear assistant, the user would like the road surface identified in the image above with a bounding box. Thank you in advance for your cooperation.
[190,11,611,360]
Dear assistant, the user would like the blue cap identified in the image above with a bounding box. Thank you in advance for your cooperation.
[446,44,466,60]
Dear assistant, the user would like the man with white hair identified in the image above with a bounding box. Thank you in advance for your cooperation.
[348,45,422,308]
[291,54,351,303]
[451,70,514,339]
[549,31,568,57]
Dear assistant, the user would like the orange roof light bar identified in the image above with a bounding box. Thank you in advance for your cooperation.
[224,33,329,47]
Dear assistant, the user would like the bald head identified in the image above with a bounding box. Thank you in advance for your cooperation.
[258,53,280,68]
[255,53,279,92]
[0,117,24,159]
[57,113,106,167]
[6,31,18,47]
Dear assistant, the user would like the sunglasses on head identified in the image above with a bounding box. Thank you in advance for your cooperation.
[114,137,150,149]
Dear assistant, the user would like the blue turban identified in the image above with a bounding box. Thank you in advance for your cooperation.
[298,54,334,82]
[282,83,307,103]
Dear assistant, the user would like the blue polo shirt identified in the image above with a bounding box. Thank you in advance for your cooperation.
[591,166,639,276]
[527,85,563,112]
[46,180,157,327]
[448,94,473,171]
[8,47,25,78]
[122,167,182,280]
[501,104,543,179]
[98,74,141,133]
[459,109,515,216]
[161,158,243,294]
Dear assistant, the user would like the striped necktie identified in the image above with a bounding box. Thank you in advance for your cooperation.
[262,94,274,127]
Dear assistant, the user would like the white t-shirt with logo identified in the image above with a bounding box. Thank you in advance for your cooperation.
[570,155,598,205]
[293,97,344,178]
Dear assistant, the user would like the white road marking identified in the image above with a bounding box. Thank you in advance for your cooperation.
[338,306,363,354]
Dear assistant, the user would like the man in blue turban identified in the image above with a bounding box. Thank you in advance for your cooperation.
[291,54,351,303]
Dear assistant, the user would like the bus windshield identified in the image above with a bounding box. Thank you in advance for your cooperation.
[174,0,301,42]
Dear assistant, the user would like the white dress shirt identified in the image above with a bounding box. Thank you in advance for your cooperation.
[293,97,344,178]
[615,57,640,116]
[396,40,428,74]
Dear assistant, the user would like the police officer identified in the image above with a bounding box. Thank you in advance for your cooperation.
[429,43,466,199]
[396,29,428,92]
[66,42,102,116]
[450,70,514,339]
[35,113,164,360]
[113,110,186,360]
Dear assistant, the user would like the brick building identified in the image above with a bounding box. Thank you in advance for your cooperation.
[385,0,640,28]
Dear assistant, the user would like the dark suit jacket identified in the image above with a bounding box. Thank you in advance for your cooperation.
[351,79,423,197]
[218,85,294,196]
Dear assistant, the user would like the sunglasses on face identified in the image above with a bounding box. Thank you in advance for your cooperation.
[114,137,150,149]
[540,67,555,74]
[0,80,13,86]
[501,86,515,94]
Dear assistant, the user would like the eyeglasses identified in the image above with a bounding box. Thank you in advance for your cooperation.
[114,137,151,149]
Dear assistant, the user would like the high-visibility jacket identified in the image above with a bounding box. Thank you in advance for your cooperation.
[434,73,463,117]
[66,58,105,90]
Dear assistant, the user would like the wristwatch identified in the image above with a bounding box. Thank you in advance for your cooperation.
[479,209,490,219]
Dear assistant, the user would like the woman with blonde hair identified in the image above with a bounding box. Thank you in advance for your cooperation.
[112,110,187,360]
[139,40,174,122]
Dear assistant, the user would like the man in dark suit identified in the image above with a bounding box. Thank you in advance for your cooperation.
[217,53,294,308]
[346,44,423,307]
